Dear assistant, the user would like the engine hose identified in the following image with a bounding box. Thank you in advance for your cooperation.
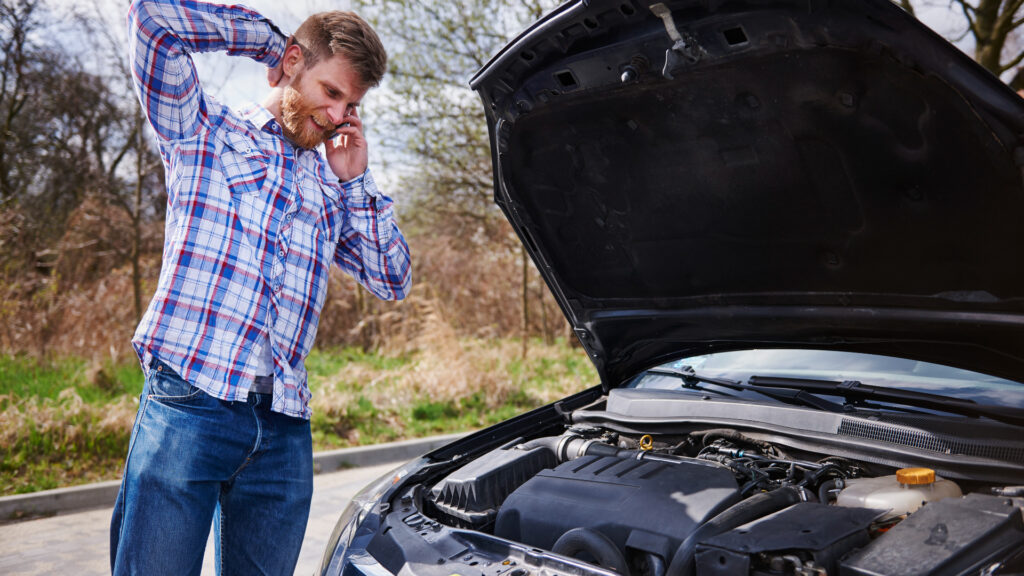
[694,429,774,452]
[817,478,842,504]
[664,486,805,576]
[552,527,630,574]
[644,552,667,576]
[992,485,1024,497]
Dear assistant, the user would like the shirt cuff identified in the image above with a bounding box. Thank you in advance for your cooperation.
[338,169,394,246]
[339,168,383,201]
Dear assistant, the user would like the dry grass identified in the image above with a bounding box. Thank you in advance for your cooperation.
[1,390,138,495]
[0,225,596,495]
[0,326,595,495]
[308,297,595,448]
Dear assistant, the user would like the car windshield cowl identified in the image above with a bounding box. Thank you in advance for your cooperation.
[748,375,1024,427]
[644,365,1024,427]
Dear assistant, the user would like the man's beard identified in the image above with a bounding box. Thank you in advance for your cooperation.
[280,74,335,149]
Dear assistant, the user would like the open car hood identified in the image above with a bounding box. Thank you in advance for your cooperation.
[470,0,1024,389]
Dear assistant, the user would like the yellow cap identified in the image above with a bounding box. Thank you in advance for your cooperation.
[897,467,935,485]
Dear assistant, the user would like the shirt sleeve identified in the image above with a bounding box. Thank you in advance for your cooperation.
[333,170,412,301]
[126,0,286,141]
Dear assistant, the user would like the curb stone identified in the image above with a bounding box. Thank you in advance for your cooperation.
[0,432,468,524]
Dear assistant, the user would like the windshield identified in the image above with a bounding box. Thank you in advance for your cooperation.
[628,349,1024,409]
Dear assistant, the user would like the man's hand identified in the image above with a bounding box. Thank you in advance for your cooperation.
[326,106,369,182]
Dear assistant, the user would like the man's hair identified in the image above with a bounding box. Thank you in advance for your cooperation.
[293,11,387,89]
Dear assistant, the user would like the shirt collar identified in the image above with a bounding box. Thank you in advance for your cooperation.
[239,102,282,137]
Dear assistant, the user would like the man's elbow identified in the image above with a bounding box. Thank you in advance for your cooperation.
[375,269,411,302]
[357,262,411,302]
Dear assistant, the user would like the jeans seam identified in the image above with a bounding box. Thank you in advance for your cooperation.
[218,502,226,576]
[115,393,151,559]
[121,394,149,478]
[148,388,203,402]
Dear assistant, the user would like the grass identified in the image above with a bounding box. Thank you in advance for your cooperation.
[0,337,596,497]
[0,355,143,403]
[305,333,596,449]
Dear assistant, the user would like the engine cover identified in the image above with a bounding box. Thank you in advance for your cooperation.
[695,503,880,576]
[493,454,740,563]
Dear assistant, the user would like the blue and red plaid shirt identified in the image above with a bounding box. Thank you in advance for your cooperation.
[128,0,411,418]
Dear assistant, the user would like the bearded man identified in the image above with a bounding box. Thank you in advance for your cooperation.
[110,0,410,573]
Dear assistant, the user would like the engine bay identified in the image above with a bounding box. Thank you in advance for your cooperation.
[366,410,1024,576]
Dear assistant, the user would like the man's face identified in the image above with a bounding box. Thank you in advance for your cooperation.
[280,54,368,149]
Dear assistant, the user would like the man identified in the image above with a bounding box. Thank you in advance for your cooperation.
[110,0,410,573]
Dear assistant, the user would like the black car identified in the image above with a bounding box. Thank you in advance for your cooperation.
[318,0,1024,574]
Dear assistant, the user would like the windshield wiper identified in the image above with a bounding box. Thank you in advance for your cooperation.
[643,366,741,399]
[645,366,847,412]
[646,365,741,390]
[748,375,1024,427]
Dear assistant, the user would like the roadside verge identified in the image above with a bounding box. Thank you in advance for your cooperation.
[1,432,467,524]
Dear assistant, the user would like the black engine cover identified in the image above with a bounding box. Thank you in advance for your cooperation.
[493,455,740,562]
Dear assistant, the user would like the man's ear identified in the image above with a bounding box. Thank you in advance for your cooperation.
[282,43,305,81]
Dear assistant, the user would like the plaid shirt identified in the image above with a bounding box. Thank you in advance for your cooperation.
[128,0,411,419]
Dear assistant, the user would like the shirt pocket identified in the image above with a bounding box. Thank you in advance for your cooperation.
[217,130,269,196]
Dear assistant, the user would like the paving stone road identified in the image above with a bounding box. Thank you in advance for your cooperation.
[0,462,400,576]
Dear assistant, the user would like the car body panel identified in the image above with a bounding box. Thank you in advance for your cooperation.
[470,0,1024,388]
[317,2,1024,575]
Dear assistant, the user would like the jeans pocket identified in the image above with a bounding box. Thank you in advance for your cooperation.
[148,362,203,403]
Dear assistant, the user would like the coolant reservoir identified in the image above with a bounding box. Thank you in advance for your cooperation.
[835,467,962,520]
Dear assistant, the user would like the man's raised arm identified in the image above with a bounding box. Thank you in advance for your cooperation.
[126,0,286,140]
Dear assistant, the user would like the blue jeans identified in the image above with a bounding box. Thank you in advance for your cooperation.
[110,359,313,575]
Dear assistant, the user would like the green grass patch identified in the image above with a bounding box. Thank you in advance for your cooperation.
[0,355,87,400]
[2,338,595,496]
[411,400,460,421]
[306,347,411,380]
[0,354,143,405]
[1,391,137,497]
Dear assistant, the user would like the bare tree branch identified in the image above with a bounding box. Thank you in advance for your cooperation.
[999,46,1024,70]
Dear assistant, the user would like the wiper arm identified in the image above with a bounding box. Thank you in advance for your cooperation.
[645,366,846,412]
[646,365,742,390]
[748,375,1024,427]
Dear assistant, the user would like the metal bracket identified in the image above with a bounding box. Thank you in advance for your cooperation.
[649,3,704,79]
[838,380,862,390]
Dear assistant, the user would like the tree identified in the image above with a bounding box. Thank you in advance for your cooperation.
[355,0,558,240]
[902,0,1024,78]
[0,0,106,269]
[355,0,562,357]
[72,1,166,323]
[0,0,165,354]
[0,0,39,204]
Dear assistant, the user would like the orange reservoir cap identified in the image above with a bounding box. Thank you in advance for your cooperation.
[896,467,935,485]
